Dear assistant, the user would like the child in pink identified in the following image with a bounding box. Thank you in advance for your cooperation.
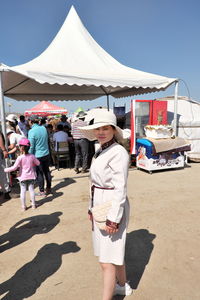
[4,138,40,211]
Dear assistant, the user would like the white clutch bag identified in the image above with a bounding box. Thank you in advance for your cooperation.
[91,200,112,230]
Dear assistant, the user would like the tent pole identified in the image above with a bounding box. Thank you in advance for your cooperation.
[107,95,110,111]
[0,70,10,178]
[173,80,179,136]
[0,71,7,142]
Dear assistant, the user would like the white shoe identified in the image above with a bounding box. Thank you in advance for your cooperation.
[114,282,133,296]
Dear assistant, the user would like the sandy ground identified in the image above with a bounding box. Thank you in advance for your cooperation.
[0,162,200,300]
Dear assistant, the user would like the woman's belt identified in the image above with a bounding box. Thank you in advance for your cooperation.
[89,185,115,231]
[91,185,114,208]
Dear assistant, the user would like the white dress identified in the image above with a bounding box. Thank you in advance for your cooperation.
[90,142,130,265]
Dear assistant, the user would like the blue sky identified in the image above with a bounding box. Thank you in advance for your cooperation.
[0,0,200,114]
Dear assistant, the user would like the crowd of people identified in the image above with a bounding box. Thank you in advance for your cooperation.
[0,111,95,206]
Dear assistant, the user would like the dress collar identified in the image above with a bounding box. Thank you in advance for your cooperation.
[93,138,116,159]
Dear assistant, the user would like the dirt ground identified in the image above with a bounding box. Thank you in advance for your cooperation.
[0,162,200,300]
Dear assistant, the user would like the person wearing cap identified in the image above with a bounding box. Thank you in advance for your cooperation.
[6,114,24,136]
[6,129,24,158]
[28,115,52,196]
[4,138,40,211]
[58,115,71,131]
[71,111,89,173]
[79,109,132,299]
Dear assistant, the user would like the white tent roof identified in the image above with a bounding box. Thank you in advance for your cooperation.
[0,6,177,101]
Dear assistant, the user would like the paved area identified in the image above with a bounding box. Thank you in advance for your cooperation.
[0,163,200,300]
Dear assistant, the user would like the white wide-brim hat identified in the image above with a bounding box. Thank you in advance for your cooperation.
[79,109,123,141]
[6,129,14,135]
[6,114,18,123]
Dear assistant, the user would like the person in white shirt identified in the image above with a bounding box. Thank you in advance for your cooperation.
[6,114,25,137]
[6,129,24,157]
[53,124,71,151]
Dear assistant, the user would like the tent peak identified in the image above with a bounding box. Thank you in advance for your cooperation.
[66,5,81,24]
[68,5,77,14]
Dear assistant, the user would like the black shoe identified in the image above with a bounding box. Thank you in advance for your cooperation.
[74,168,80,174]
[45,188,52,195]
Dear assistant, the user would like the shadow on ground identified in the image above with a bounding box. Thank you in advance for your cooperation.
[0,241,80,300]
[0,212,62,253]
[51,177,76,192]
[0,176,75,207]
[36,191,63,207]
[113,228,156,300]
[35,177,76,207]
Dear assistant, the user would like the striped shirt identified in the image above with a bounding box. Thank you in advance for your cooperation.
[71,119,87,139]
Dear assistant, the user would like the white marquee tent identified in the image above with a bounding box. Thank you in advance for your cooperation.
[0,5,178,137]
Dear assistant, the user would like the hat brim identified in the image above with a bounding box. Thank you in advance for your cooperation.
[6,130,14,135]
[6,118,15,123]
[79,122,123,142]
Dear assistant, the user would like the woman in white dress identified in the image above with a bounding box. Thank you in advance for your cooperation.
[79,109,132,300]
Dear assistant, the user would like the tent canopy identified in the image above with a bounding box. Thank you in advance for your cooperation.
[24,101,68,116]
[0,6,177,101]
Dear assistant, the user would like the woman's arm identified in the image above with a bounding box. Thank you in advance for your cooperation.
[8,143,15,150]
[8,146,18,155]
[88,181,93,221]
[0,133,8,158]
[103,148,129,234]
[106,147,129,224]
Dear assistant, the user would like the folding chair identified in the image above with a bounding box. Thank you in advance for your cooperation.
[54,141,70,170]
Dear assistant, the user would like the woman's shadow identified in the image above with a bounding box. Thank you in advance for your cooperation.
[0,212,62,252]
[0,241,80,300]
[113,229,156,300]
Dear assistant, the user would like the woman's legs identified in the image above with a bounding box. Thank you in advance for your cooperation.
[115,264,133,296]
[116,264,127,286]
[100,263,116,300]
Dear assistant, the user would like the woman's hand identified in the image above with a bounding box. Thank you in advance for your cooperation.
[3,150,8,159]
[88,211,93,221]
[88,214,93,221]
[104,225,118,234]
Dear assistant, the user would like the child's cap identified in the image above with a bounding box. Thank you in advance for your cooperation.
[19,138,30,146]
